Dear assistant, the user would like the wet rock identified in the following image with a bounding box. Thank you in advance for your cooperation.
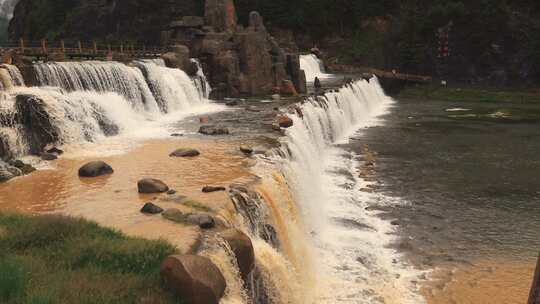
[281,79,298,96]
[9,160,36,175]
[186,213,216,229]
[7,165,22,177]
[161,255,226,304]
[391,220,400,226]
[277,115,294,128]
[170,133,184,137]
[78,161,114,177]
[167,189,177,195]
[202,186,227,193]
[246,105,261,112]
[162,208,186,223]
[40,153,58,161]
[199,116,210,124]
[15,95,60,156]
[239,145,253,155]
[162,44,192,72]
[138,178,169,194]
[225,100,238,106]
[0,166,15,182]
[170,149,201,158]
[141,203,164,214]
[220,229,255,281]
[46,147,64,155]
[199,125,230,136]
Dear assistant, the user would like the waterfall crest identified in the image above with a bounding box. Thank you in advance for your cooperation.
[32,61,161,113]
[300,54,329,83]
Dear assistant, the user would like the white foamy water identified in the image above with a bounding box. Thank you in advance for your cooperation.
[0,60,224,159]
[300,54,330,82]
[275,78,425,303]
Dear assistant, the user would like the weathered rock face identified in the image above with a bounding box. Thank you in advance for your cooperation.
[161,255,226,304]
[205,0,237,32]
[15,94,60,155]
[9,0,308,98]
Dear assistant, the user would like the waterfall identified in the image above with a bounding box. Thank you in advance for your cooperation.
[272,78,425,303]
[135,59,210,113]
[32,61,161,114]
[0,64,25,90]
[0,60,220,159]
[300,54,329,83]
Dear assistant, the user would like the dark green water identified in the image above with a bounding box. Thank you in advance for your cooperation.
[357,97,540,268]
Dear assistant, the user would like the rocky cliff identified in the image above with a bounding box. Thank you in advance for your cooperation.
[8,0,306,97]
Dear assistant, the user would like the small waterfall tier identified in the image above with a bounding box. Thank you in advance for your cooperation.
[300,54,330,83]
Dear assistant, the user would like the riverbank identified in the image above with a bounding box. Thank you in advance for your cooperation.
[398,84,540,103]
[0,213,178,304]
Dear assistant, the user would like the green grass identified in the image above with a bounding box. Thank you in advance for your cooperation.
[0,213,179,304]
[399,85,540,103]
[182,200,214,213]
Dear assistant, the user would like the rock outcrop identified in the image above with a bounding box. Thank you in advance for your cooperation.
[220,229,255,281]
[15,94,60,156]
[161,255,226,304]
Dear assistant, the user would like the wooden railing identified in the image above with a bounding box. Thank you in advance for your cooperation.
[1,39,167,60]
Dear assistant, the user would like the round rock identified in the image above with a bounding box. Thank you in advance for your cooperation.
[141,202,164,214]
[160,255,226,304]
[78,161,114,177]
[186,213,215,229]
[138,178,169,193]
[170,149,200,158]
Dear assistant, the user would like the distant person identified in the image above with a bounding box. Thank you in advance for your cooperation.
[314,77,321,89]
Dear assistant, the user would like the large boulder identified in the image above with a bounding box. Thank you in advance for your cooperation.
[78,161,114,177]
[160,255,227,304]
[138,178,169,193]
[15,94,60,156]
[220,229,255,281]
[162,44,193,73]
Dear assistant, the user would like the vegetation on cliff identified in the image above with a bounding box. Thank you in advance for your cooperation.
[0,213,179,304]
[235,0,540,84]
[5,0,540,84]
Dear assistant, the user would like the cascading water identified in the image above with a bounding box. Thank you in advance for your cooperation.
[273,78,425,303]
[32,61,161,113]
[135,59,210,113]
[300,54,330,82]
[0,64,25,90]
[0,60,220,160]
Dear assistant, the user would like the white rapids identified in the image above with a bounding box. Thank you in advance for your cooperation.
[274,77,426,304]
